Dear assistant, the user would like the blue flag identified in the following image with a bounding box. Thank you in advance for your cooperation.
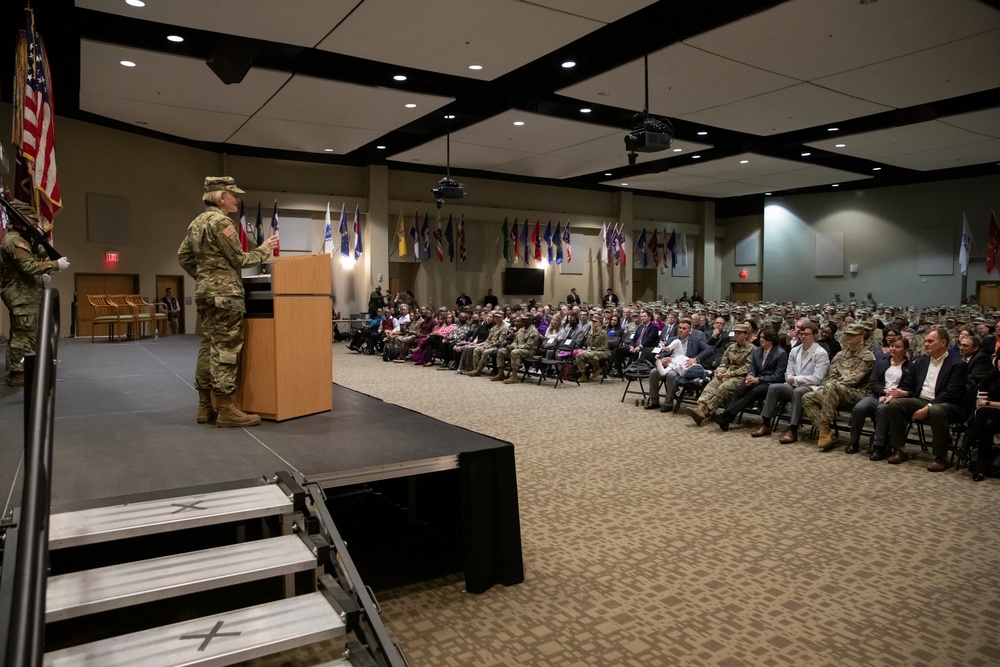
[270,200,280,257]
[339,203,349,258]
[544,221,553,265]
[520,220,529,264]
[255,201,264,246]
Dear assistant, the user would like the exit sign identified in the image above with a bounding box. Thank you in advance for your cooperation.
[105,251,119,262]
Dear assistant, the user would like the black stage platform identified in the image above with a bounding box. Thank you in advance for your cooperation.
[0,336,522,593]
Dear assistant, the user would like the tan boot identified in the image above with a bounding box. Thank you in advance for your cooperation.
[467,369,482,377]
[817,425,836,451]
[7,371,24,387]
[197,389,217,424]
[215,394,261,428]
[490,371,505,381]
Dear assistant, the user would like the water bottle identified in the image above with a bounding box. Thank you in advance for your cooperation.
[154,328,159,339]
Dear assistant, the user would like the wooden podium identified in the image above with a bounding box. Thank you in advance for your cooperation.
[237,254,332,421]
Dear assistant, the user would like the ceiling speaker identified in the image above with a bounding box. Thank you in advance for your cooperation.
[207,37,259,85]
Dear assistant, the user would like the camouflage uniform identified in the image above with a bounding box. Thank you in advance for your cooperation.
[496,324,540,380]
[575,326,610,379]
[178,206,270,395]
[696,341,753,414]
[1,228,59,373]
[801,345,875,430]
[470,321,508,373]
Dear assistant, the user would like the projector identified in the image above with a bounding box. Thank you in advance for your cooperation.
[624,117,674,154]
[432,177,466,208]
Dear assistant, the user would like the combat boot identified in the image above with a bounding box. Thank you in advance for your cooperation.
[215,394,261,428]
[817,425,836,451]
[8,371,24,387]
[467,369,482,377]
[197,388,217,424]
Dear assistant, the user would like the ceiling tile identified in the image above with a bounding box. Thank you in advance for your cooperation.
[814,29,1000,108]
[557,43,797,118]
[685,0,1000,81]
[450,111,617,153]
[76,0,354,47]
[601,172,723,191]
[317,0,602,80]
[805,121,994,159]
[80,40,290,115]
[227,117,384,154]
[389,141,535,171]
[938,108,1000,139]
[79,93,248,142]
[257,75,453,130]
[673,153,809,180]
[740,166,873,189]
[679,83,891,135]
[525,0,658,24]
[876,139,1000,172]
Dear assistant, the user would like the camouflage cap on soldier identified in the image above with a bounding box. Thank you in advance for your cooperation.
[844,323,866,335]
[204,176,245,194]
[732,322,752,334]
[8,199,41,223]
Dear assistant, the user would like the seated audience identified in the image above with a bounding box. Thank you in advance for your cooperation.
[715,328,788,430]
[851,335,910,457]
[685,323,754,425]
[576,314,611,382]
[966,354,1000,481]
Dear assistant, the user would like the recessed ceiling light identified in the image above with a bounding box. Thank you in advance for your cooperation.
[672,148,682,152]
[765,192,772,196]
[604,172,612,176]
[167,35,183,43]
[324,148,334,152]
[832,184,840,187]
[620,182,629,186]
[579,108,591,113]
[697,131,708,136]
[872,167,882,171]
[739,160,749,164]
[393,75,407,81]
[801,152,811,157]
[125,0,145,6]
[376,145,386,150]
[835,143,846,148]
[692,155,701,159]
[827,127,839,132]
[561,61,576,68]
[468,65,483,70]
[513,121,525,126]
[444,114,455,120]
[404,103,417,108]
[120,60,136,67]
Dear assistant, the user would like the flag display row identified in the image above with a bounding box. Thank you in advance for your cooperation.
[392,210,466,263]
[237,200,282,256]
[499,218,573,266]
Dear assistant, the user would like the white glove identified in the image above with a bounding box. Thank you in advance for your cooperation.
[57,257,70,271]
[42,273,51,284]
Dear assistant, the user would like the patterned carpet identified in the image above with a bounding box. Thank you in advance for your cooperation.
[326,345,999,667]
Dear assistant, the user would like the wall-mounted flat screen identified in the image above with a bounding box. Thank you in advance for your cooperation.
[502,268,544,295]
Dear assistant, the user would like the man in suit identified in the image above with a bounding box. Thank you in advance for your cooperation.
[160,287,181,334]
[566,288,581,307]
[659,311,678,341]
[611,308,658,375]
[883,327,969,471]
[959,334,992,385]
[714,328,788,430]
[644,318,713,411]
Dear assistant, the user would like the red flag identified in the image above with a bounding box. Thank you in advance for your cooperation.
[238,202,248,251]
[988,210,1000,274]
[14,8,61,232]
[512,218,520,263]
[532,220,542,262]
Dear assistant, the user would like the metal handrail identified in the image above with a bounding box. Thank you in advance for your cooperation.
[3,288,60,667]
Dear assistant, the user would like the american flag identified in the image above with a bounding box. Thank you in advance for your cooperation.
[14,8,61,231]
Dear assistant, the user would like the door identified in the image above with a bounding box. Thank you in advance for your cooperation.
[155,275,185,334]
[631,268,657,303]
[75,274,140,337]
[730,282,762,303]
[977,281,1000,309]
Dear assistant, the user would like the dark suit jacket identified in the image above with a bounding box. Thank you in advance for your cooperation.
[981,336,997,357]
[662,334,714,364]
[900,348,969,408]
[748,345,788,383]
[963,351,993,386]
[629,323,659,349]
[566,293,581,306]
[867,357,911,397]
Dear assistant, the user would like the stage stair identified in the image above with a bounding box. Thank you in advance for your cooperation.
[21,473,406,667]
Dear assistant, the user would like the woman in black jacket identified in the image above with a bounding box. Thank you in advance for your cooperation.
[851,336,910,457]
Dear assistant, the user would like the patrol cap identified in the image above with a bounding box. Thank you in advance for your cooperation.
[844,323,866,335]
[8,199,40,223]
[204,176,245,194]
[732,322,752,334]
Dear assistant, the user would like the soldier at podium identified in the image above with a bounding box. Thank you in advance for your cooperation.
[178,176,278,427]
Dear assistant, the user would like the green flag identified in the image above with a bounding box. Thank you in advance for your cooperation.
[501,217,510,262]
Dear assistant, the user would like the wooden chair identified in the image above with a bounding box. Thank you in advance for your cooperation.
[107,294,139,340]
[87,295,120,342]
[126,294,168,338]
